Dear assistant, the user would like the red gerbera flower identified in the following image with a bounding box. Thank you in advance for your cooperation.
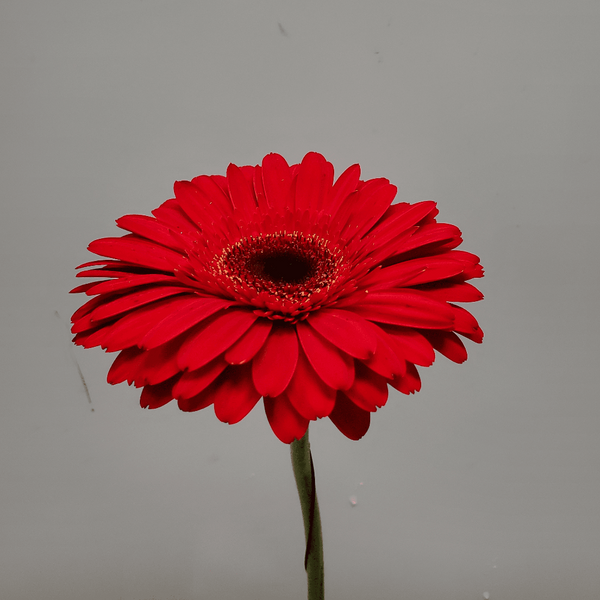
[71,152,483,443]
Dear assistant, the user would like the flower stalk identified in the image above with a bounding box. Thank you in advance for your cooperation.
[290,429,324,600]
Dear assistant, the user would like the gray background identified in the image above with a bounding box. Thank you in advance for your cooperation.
[1,1,599,599]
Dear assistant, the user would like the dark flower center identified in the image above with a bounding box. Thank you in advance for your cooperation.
[250,251,314,284]
[212,232,345,313]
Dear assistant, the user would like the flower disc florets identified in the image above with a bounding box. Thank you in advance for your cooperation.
[211,232,346,321]
[71,152,484,444]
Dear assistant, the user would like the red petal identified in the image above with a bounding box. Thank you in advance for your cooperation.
[306,308,377,360]
[177,309,258,371]
[358,255,465,290]
[75,267,140,279]
[380,200,438,227]
[330,179,388,240]
[261,153,293,213]
[384,327,435,366]
[295,152,332,212]
[344,363,389,412]
[82,273,179,296]
[152,198,198,235]
[327,163,360,217]
[362,227,418,266]
[252,165,270,214]
[424,331,468,363]
[189,175,234,218]
[76,258,126,270]
[140,377,177,409]
[350,183,398,240]
[107,341,183,388]
[142,297,234,349]
[402,257,466,285]
[213,363,261,424]
[328,392,371,441]
[392,223,462,257]
[173,358,228,400]
[177,383,217,412]
[238,164,255,183]
[70,281,100,294]
[252,324,299,397]
[390,363,421,394]
[264,395,309,444]
[173,180,231,238]
[285,348,336,419]
[333,179,394,242]
[88,236,183,272]
[346,291,455,329]
[361,322,406,378]
[72,325,110,349]
[107,347,144,385]
[210,174,229,197]
[116,214,186,252]
[71,295,106,324]
[135,338,184,386]
[72,286,191,332]
[448,250,484,279]
[227,163,258,215]
[450,304,484,342]
[97,295,202,351]
[365,201,438,255]
[225,318,273,365]
[296,321,355,390]
[417,281,484,303]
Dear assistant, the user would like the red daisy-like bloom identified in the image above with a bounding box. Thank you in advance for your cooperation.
[71,152,483,443]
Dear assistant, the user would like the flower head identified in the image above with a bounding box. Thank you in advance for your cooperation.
[71,152,483,443]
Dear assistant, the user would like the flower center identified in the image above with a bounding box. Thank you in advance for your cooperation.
[211,232,345,316]
[249,250,314,285]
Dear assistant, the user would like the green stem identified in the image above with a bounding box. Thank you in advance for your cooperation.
[290,429,324,600]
